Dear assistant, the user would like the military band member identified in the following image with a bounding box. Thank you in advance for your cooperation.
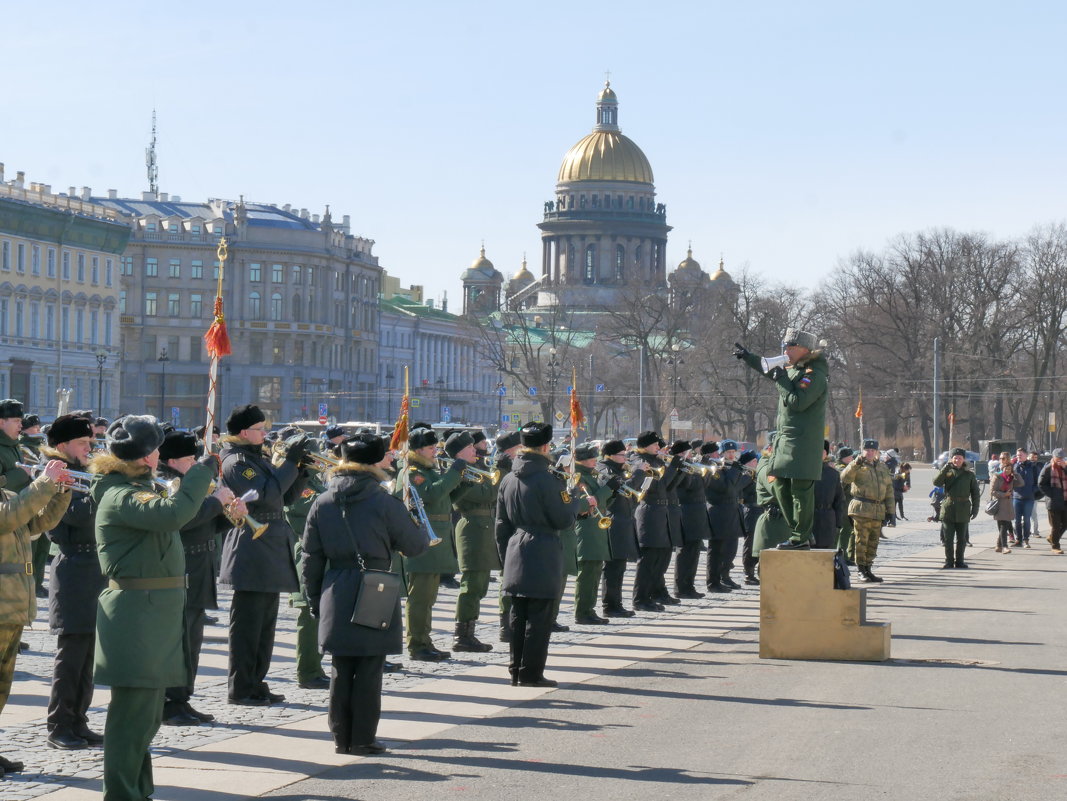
[735,329,829,548]
[834,447,856,560]
[0,401,38,597]
[493,431,522,642]
[934,447,981,568]
[0,457,72,778]
[597,440,642,617]
[18,415,43,461]
[158,430,244,725]
[303,433,428,756]
[495,423,589,686]
[401,426,468,661]
[839,439,895,582]
[631,431,683,612]
[91,415,213,801]
[572,444,614,625]
[450,431,499,652]
[812,440,846,550]
[219,404,307,705]
[673,438,710,599]
[737,449,761,584]
[705,439,749,592]
[42,415,105,750]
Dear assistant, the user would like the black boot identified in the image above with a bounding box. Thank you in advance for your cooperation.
[861,565,883,583]
[453,621,492,653]
[744,571,760,586]
[499,613,512,643]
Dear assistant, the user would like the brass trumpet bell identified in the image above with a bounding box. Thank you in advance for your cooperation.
[248,515,270,539]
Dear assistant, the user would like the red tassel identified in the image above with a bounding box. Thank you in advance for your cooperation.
[204,298,232,359]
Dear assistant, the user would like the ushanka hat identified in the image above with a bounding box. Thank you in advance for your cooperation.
[226,404,266,435]
[668,439,691,456]
[601,439,626,457]
[445,431,474,458]
[519,422,553,448]
[700,441,720,455]
[324,425,345,440]
[21,414,40,429]
[636,430,660,448]
[862,438,880,450]
[837,447,853,461]
[0,399,24,419]
[782,328,825,352]
[471,431,487,445]
[951,447,967,457]
[107,415,166,461]
[720,439,739,452]
[340,433,387,465]
[47,414,94,446]
[158,430,199,461]
[496,431,521,451]
[738,449,759,466]
[574,444,598,461]
[409,427,438,450]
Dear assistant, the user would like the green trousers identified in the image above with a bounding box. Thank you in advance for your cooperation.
[770,477,815,541]
[455,570,490,622]
[32,535,49,591]
[295,605,324,683]
[942,520,969,564]
[0,624,20,714]
[852,517,882,566]
[104,686,164,801]
[837,514,855,557]
[405,571,440,653]
[574,560,604,618]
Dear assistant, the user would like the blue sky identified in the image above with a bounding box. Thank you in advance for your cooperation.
[5,1,1066,304]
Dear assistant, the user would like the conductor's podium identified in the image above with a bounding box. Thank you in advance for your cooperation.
[758,549,891,661]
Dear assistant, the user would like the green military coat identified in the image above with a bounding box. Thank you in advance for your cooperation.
[574,464,614,563]
[91,454,212,688]
[839,456,894,521]
[0,430,31,494]
[452,461,501,572]
[743,350,829,481]
[933,463,981,523]
[752,458,792,555]
[399,453,462,574]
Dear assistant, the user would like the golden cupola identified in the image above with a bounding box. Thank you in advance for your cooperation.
[556,81,655,185]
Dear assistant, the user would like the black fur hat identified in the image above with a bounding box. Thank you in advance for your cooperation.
[107,415,166,461]
[445,431,474,458]
[668,439,691,456]
[0,399,24,419]
[159,430,199,461]
[496,431,521,451]
[635,430,659,448]
[409,427,438,450]
[47,414,94,446]
[341,433,387,465]
[519,422,553,448]
[226,404,266,435]
[601,439,626,457]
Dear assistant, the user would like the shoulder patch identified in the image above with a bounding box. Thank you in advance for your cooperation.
[799,376,812,388]
[561,490,572,504]
[301,488,316,499]
[133,491,157,504]
[412,473,426,486]
[242,467,257,480]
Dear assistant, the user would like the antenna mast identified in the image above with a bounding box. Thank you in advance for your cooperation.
[146,109,158,196]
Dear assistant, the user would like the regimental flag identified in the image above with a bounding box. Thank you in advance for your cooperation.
[569,373,585,429]
[854,389,863,419]
[390,367,411,452]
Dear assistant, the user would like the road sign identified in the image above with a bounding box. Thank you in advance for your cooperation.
[500,422,510,430]
[595,383,605,392]
[411,398,421,408]
[554,411,564,422]
[1050,412,1057,433]
[669,407,679,422]
[318,402,328,425]
[566,385,573,393]
[528,387,538,396]
[501,414,509,423]
[497,385,507,396]
[442,406,451,423]
[674,420,692,429]
[512,414,521,425]
[171,407,180,426]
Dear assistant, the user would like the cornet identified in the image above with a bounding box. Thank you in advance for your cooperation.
[681,460,714,477]
[18,462,91,493]
[230,489,270,540]
[306,451,341,473]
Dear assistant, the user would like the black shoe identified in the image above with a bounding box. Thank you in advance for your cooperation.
[298,675,331,690]
[203,615,219,625]
[384,661,402,673]
[518,678,558,688]
[499,625,512,643]
[859,567,884,583]
[654,595,681,605]
[228,696,270,706]
[74,726,104,745]
[36,586,48,598]
[633,600,661,612]
[410,648,449,662]
[0,755,24,773]
[941,561,954,569]
[722,577,742,590]
[744,575,760,586]
[955,561,969,569]
[439,576,461,589]
[47,730,89,749]
[777,539,811,550]
[603,606,636,617]
[182,703,214,723]
[551,622,570,633]
[706,584,732,593]
[574,613,609,625]
[349,740,388,755]
[428,645,451,660]
[265,691,286,703]
[675,589,705,599]
[162,710,202,727]
[18,641,28,653]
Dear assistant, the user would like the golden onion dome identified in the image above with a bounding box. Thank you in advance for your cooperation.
[557,81,654,185]
[461,246,503,282]
[677,247,701,272]
[710,256,733,283]
[512,257,534,284]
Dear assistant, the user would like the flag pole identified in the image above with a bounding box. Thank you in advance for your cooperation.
[203,237,231,451]
[855,388,864,445]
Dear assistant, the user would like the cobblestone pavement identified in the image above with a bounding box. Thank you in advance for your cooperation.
[0,477,968,798]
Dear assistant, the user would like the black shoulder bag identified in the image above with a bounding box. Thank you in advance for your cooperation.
[833,549,852,590]
[342,505,403,630]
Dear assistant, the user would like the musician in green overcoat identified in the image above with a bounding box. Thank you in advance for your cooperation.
[571,445,615,625]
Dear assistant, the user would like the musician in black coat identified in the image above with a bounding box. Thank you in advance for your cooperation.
[738,450,762,584]
[705,440,751,592]
[158,430,243,726]
[673,438,711,599]
[812,440,847,549]
[42,415,104,750]
[631,432,683,612]
[302,433,428,755]
[495,423,589,687]
[597,440,644,617]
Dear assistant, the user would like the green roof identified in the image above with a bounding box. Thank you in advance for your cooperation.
[381,295,460,322]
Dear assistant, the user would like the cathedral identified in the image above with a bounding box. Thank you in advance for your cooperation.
[461,81,736,318]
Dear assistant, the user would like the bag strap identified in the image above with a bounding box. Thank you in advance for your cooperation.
[339,505,367,573]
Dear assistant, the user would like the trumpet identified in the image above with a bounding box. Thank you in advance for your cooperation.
[153,476,181,497]
[305,451,341,473]
[547,463,580,490]
[681,460,715,477]
[404,474,442,547]
[19,445,43,465]
[438,457,500,485]
[226,489,270,539]
[18,462,91,493]
[616,483,646,503]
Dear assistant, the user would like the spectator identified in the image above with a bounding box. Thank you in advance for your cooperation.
[991,459,1022,553]
[1012,450,1042,548]
[1037,449,1067,555]
[892,463,911,522]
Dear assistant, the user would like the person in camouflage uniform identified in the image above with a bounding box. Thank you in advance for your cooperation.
[839,439,895,582]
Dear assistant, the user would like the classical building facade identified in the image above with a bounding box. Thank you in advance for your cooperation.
[0,167,128,420]
[91,192,381,427]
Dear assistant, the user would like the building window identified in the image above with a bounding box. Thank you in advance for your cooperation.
[169,222,179,233]
[91,256,99,284]
[75,307,83,341]
[145,221,157,233]
[168,293,180,316]
[584,244,596,284]
[61,306,70,341]
[16,244,25,273]
[169,259,181,278]
[291,264,302,284]
[189,335,201,363]
[249,337,263,364]
[14,301,24,336]
[77,254,85,282]
[615,245,625,282]
[249,291,261,318]
[191,260,203,279]
[591,194,599,208]
[271,292,282,321]
[1,241,8,271]
[145,258,158,277]
[119,291,126,313]
[0,298,7,334]
[31,246,40,276]
[249,263,262,282]
[30,302,39,338]
[291,294,301,320]
[90,310,98,344]
[62,251,71,279]
[213,260,220,280]
[121,256,133,275]
[272,264,284,283]
[145,292,158,316]
[190,293,202,318]
[306,266,314,286]
[104,311,112,345]
[105,258,113,286]
[45,304,54,339]
[293,340,303,363]
[272,345,283,365]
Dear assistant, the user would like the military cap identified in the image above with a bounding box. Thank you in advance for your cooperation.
[324,424,345,440]
[226,404,266,435]
[341,433,387,465]
[635,431,660,448]
[496,431,521,451]
[668,439,691,456]
[836,447,854,461]
[574,444,598,461]
[689,438,704,451]
[720,439,739,452]
[47,414,94,446]
[107,415,166,461]
[444,431,474,458]
[0,399,24,419]
[21,414,40,429]
[519,422,553,448]
[159,430,199,461]
[862,438,880,451]
[738,449,759,467]
[409,427,438,450]
[700,441,720,456]
[951,447,967,457]
[601,439,626,457]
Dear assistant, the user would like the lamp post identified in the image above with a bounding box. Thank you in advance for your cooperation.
[496,379,505,432]
[666,343,684,441]
[546,347,561,424]
[436,377,445,422]
[385,369,395,422]
[95,348,107,416]
[158,347,170,421]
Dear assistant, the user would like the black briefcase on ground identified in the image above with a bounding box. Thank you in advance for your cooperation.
[351,569,402,630]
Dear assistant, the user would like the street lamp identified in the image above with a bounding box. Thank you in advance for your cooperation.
[158,347,170,421]
[546,347,561,423]
[95,348,107,416]
[385,369,395,422]
[666,343,684,441]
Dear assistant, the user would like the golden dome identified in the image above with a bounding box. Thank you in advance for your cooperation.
[558,132,654,184]
[677,247,701,272]
[598,81,618,102]
[710,256,733,283]
[512,257,534,283]
[461,246,502,282]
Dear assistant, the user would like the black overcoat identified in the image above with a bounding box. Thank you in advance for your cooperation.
[495,449,585,599]
[812,460,846,549]
[675,470,711,543]
[705,461,750,541]
[159,463,227,610]
[597,459,642,561]
[302,465,427,656]
[634,451,682,549]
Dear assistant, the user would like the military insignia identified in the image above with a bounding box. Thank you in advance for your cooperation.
[242,467,257,480]
[301,488,316,499]
[799,376,812,388]
[561,490,572,504]
[412,473,426,486]
[134,491,157,504]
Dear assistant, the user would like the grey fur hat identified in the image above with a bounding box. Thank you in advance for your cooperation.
[782,328,826,353]
[107,415,166,461]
